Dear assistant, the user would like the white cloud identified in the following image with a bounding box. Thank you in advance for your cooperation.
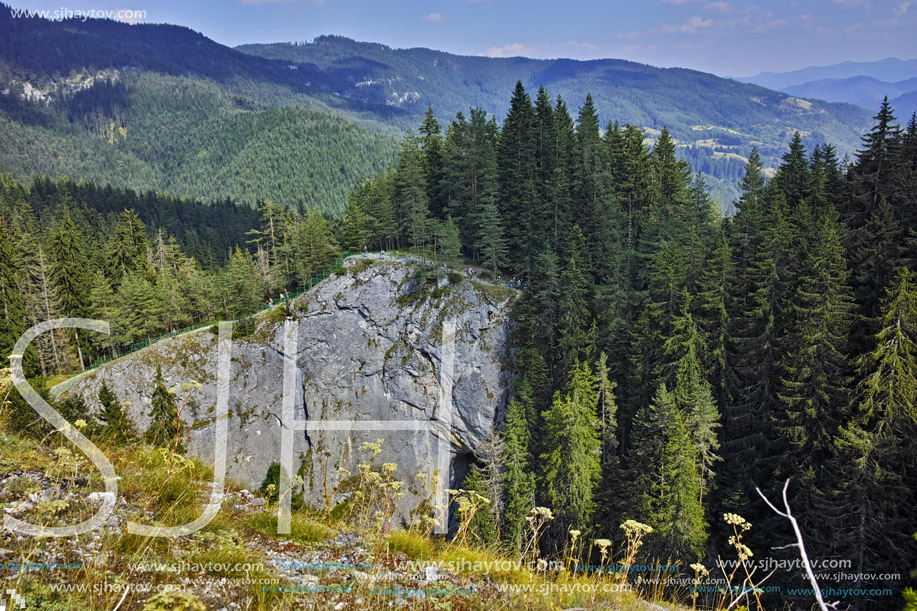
[561,40,600,52]
[422,12,444,23]
[481,43,538,58]
[704,1,732,12]
[662,0,703,5]
[893,1,911,17]
[661,15,713,33]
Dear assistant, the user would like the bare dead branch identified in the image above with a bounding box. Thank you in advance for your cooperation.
[756,479,831,611]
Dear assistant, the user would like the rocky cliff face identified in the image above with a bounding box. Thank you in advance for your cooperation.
[61,257,515,521]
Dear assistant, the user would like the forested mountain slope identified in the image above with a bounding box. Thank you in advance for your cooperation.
[0,6,400,214]
[0,4,874,213]
[239,35,875,206]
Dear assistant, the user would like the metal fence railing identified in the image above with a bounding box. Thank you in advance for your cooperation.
[81,250,522,374]
[84,252,356,372]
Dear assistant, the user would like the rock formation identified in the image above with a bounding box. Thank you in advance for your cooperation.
[60,256,515,523]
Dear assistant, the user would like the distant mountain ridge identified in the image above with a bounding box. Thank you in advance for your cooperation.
[236,36,875,205]
[737,57,917,90]
[738,57,917,117]
[0,5,876,211]
[781,76,917,116]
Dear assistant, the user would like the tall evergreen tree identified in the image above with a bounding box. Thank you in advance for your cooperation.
[48,208,90,369]
[500,398,535,551]
[832,269,917,595]
[145,366,180,450]
[394,131,431,251]
[539,361,601,536]
[419,106,448,219]
[0,216,36,375]
[556,226,594,378]
[629,384,706,561]
[666,295,721,506]
[773,131,810,209]
[497,82,536,273]
[106,209,151,287]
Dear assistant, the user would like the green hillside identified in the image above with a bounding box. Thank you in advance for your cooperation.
[0,5,876,212]
[239,36,876,206]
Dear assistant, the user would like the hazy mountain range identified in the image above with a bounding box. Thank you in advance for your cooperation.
[739,57,917,117]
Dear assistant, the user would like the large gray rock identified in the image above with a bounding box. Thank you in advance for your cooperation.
[62,257,514,522]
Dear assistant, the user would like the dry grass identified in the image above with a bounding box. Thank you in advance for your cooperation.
[0,425,704,611]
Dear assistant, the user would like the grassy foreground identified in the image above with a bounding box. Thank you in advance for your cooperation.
[0,423,698,610]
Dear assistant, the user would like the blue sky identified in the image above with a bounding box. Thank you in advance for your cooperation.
[10,0,917,76]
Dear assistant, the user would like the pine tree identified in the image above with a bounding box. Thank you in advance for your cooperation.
[552,95,577,245]
[556,226,594,378]
[0,216,36,375]
[32,246,64,375]
[774,208,853,530]
[500,398,535,551]
[112,272,159,345]
[629,384,705,561]
[719,191,792,535]
[595,353,626,531]
[88,269,116,352]
[461,466,498,546]
[532,86,558,255]
[419,106,448,219]
[223,246,263,319]
[666,295,721,506]
[97,380,136,443]
[648,127,693,242]
[395,131,431,251]
[432,216,462,267]
[442,109,499,256]
[694,226,733,406]
[342,197,369,252]
[145,366,180,450]
[849,98,905,223]
[573,94,620,288]
[539,361,601,535]
[475,201,506,277]
[773,131,809,209]
[625,241,688,445]
[497,82,537,273]
[832,269,917,594]
[848,198,902,356]
[48,208,90,369]
[245,199,285,289]
[291,208,336,284]
[106,209,151,287]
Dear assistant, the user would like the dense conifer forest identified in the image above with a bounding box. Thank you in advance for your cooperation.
[2,80,916,609]
[334,84,917,608]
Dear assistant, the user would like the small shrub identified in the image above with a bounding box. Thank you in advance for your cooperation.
[232,316,256,340]
[348,259,374,275]
[259,462,304,509]
[265,306,288,324]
